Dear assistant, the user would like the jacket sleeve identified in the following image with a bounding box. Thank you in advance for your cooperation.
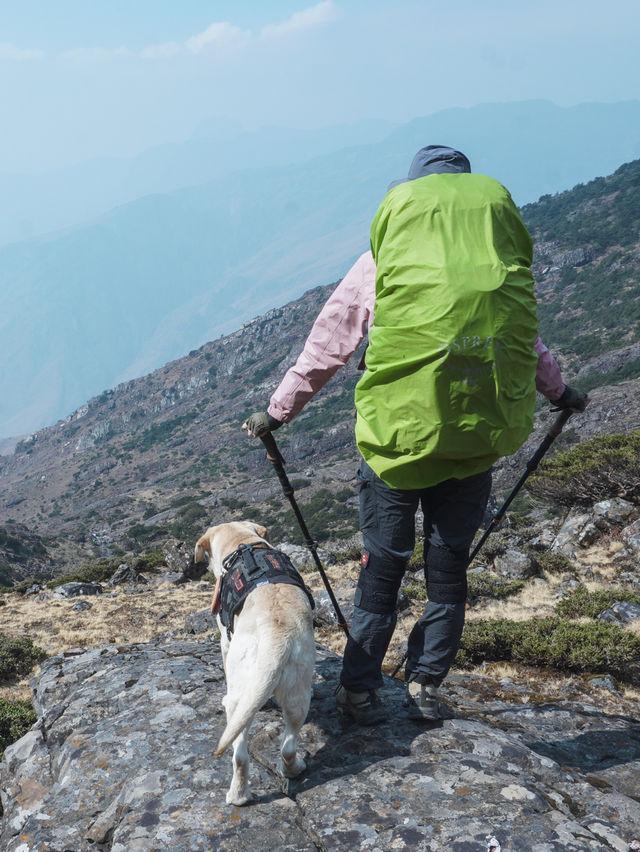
[268,251,376,423]
[534,335,565,400]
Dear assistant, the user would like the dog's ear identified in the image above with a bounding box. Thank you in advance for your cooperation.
[253,523,268,542]
[194,534,211,564]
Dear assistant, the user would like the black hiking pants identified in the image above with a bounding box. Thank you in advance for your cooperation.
[340,459,492,692]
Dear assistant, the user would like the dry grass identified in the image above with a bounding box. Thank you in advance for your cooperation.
[3,551,639,718]
[1,580,214,703]
[466,576,559,622]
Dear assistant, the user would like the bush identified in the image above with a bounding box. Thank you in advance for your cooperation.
[126,523,162,545]
[0,699,37,756]
[135,548,166,571]
[467,572,525,603]
[1,575,51,596]
[0,635,47,682]
[555,585,640,619]
[169,502,209,542]
[528,431,640,507]
[47,559,121,589]
[533,552,576,574]
[456,617,640,684]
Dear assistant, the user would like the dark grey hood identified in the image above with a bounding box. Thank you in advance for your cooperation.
[388,145,471,190]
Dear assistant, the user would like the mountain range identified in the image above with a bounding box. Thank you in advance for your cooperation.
[1,155,639,584]
[2,99,640,439]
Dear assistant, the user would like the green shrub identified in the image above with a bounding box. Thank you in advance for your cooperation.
[1,575,50,595]
[534,552,576,574]
[135,548,166,571]
[457,617,640,684]
[555,585,640,619]
[0,635,47,682]
[528,431,640,507]
[46,559,121,589]
[467,572,525,603]
[0,699,37,756]
[126,523,162,544]
[169,502,209,542]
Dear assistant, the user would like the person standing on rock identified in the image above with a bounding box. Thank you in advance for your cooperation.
[243,145,588,725]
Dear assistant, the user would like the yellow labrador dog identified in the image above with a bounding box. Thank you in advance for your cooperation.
[195,520,315,806]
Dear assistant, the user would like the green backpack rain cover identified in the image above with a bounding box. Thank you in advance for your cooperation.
[355,172,538,489]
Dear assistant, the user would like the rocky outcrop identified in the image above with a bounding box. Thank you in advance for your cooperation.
[2,640,639,850]
[0,523,55,586]
[578,342,640,382]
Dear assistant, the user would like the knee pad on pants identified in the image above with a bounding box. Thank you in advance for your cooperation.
[426,544,467,605]
[353,552,402,615]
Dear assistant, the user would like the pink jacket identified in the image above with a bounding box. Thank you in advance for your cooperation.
[269,251,565,423]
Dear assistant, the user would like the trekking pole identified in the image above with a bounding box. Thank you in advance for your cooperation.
[389,408,575,679]
[259,430,350,638]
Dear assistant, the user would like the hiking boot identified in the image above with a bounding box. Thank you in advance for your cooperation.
[404,681,439,721]
[335,685,388,725]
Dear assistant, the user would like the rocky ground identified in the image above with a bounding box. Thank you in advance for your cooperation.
[2,497,640,850]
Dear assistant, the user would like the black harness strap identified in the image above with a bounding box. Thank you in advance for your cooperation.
[218,544,315,638]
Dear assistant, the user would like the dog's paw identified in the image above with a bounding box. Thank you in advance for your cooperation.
[279,755,306,779]
[226,789,251,807]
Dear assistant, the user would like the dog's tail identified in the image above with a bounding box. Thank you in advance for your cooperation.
[214,641,287,757]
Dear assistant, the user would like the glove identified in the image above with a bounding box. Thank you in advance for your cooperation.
[242,411,283,437]
[551,385,589,412]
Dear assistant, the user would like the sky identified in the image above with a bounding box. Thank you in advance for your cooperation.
[1,0,639,174]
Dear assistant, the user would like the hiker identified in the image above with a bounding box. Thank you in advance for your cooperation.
[243,145,588,725]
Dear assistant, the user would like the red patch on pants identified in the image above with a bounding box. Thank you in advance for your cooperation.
[361,551,369,567]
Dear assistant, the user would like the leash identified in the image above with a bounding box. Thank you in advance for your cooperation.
[389,408,575,679]
[259,431,350,638]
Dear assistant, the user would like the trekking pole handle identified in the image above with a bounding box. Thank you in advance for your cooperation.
[525,408,573,473]
[260,430,285,465]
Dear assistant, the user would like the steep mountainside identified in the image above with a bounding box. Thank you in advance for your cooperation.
[523,160,640,371]
[3,100,640,438]
[1,159,640,582]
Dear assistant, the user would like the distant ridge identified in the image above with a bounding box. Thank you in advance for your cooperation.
[2,99,640,439]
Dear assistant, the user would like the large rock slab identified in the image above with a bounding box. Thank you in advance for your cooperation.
[1,640,639,850]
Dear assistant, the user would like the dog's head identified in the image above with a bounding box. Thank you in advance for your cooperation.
[194,520,269,578]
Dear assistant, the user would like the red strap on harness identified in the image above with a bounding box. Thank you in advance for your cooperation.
[210,576,222,615]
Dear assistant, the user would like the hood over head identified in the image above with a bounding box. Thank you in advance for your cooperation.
[388,145,471,190]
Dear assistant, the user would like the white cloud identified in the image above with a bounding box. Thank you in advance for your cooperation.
[260,1,339,39]
[0,42,44,61]
[185,22,248,54]
[139,21,249,60]
[139,41,182,60]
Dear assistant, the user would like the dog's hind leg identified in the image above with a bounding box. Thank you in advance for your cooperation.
[222,692,254,806]
[226,726,252,806]
[277,700,308,779]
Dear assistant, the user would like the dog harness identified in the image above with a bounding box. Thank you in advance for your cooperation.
[211,544,315,638]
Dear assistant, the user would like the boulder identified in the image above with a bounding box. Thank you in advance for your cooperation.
[184,608,218,635]
[312,587,355,628]
[493,550,537,580]
[592,498,638,526]
[276,542,337,570]
[598,601,640,625]
[107,563,148,587]
[552,510,595,557]
[51,582,103,598]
